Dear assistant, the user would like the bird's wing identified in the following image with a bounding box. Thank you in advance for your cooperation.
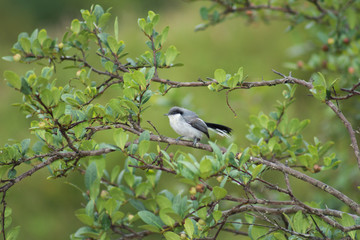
[188,118,209,138]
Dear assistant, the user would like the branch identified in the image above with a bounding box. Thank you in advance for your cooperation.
[251,157,360,214]
[325,100,360,167]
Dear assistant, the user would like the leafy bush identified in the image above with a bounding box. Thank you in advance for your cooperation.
[1,2,360,240]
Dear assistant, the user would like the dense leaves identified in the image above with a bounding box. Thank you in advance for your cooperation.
[0,3,359,240]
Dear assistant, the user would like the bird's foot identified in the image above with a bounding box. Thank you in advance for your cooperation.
[192,138,199,147]
[176,136,184,143]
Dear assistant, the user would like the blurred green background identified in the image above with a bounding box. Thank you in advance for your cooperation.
[0,0,358,239]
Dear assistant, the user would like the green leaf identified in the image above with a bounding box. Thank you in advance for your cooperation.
[135,182,151,197]
[138,210,163,229]
[98,12,111,28]
[74,226,99,238]
[104,61,114,73]
[100,213,111,230]
[161,26,169,45]
[341,213,356,239]
[6,226,20,240]
[71,19,81,34]
[197,207,207,220]
[151,14,160,26]
[85,162,97,190]
[138,140,150,157]
[20,78,31,95]
[238,148,250,167]
[156,195,172,210]
[346,9,357,29]
[209,141,222,160]
[75,213,94,226]
[249,226,268,240]
[144,22,154,36]
[214,69,226,83]
[110,165,121,183]
[132,71,146,89]
[114,17,119,41]
[200,157,212,178]
[109,187,125,201]
[237,67,244,82]
[21,139,30,156]
[273,232,287,240]
[165,45,179,66]
[4,71,21,89]
[113,129,129,150]
[122,171,134,188]
[251,164,263,179]
[163,231,181,240]
[111,211,125,224]
[107,36,119,54]
[139,224,161,233]
[40,89,53,106]
[105,198,117,215]
[38,29,47,44]
[184,218,194,238]
[20,38,31,53]
[293,211,309,234]
[8,169,16,179]
[200,7,208,20]
[213,210,222,222]
[213,186,227,200]
[53,102,66,119]
[2,56,15,62]
[138,18,146,31]
[310,85,327,101]
[159,208,176,227]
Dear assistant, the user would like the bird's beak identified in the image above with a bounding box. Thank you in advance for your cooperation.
[164,113,168,116]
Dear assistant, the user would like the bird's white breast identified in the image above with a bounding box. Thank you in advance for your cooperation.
[168,114,203,140]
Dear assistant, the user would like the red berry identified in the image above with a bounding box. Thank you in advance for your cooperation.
[348,67,355,74]
[297,60,304,69]
[343,38,350,45]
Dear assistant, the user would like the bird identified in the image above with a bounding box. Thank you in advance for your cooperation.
[164,106,232,145]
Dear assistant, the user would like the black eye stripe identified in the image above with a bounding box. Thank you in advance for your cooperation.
[169,109,183,115]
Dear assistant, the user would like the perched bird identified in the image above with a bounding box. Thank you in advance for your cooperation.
[165,106,232,145]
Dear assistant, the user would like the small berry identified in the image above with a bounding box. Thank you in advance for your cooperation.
[348,67,355,74]
[128,214,134,221]
[216,176,224,182]
[189,187,197,195]
[343,38,350,45]
[198,219,206,225]
[297,60,304,69]
[13,53,21,62]
[322,45,329,52]
[321,60,327,69]
[76,70,82,78]
[58,42,64,49]
[327,38,335,45]
[195,184,205,193]
[313,164,322,173]
[100,190,109,199]
[245,10,253,17]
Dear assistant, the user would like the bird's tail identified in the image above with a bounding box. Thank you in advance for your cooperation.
[205,122,232,138]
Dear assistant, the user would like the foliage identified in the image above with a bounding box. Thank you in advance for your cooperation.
[1,2,360,240]
[194,0,360,87]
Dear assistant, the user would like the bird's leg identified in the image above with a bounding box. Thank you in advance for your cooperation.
[192,138,199,146]
[176,136,184,143]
